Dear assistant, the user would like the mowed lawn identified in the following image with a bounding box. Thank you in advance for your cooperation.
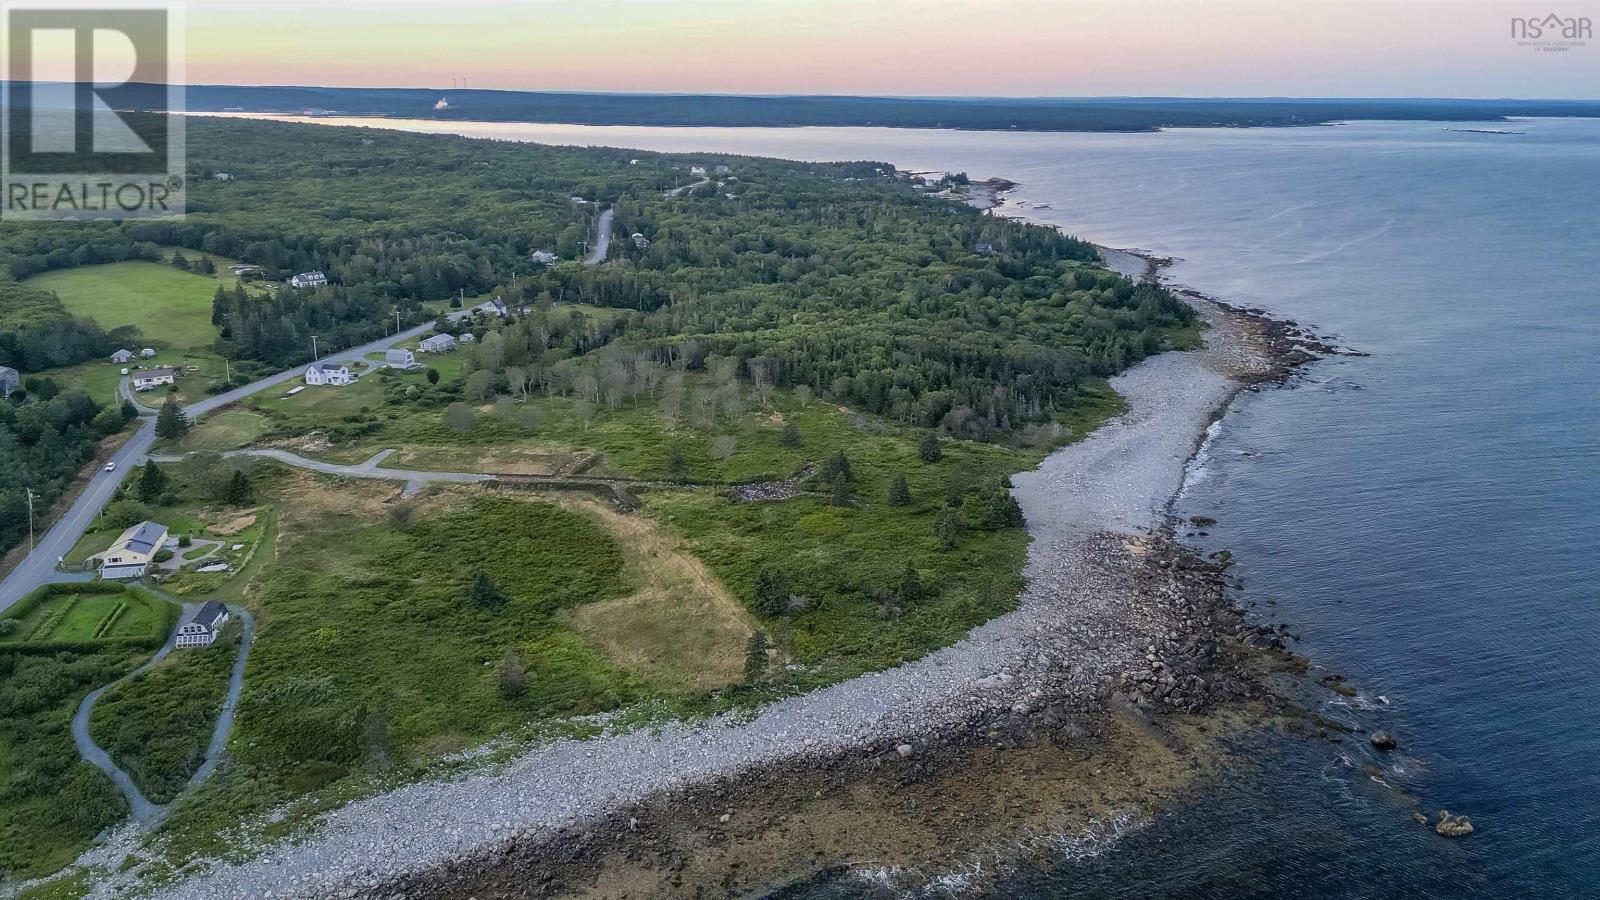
[25,258,238,351]
[0,589,167,644]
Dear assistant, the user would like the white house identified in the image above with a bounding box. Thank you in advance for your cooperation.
[289,271,329,289]
[111,349,135,364]
[385,348,417,370]
[176,601,230,648]
[459,332,476,343]
[100,520,169,579]
[419,334,457,354]
[0,366,20,397]
[530,249,559,266]
[714,164,732,174]
[630,232,651,250]
[690,165,707,176]
[476,297,508,317]
[304,362,354,386]
[214,172,234,181]
[132,367,176,391]
[140,348,157,358]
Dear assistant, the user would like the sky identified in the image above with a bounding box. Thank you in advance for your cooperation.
[181,0,1597,98]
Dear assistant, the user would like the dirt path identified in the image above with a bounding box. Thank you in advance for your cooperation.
[560,497,754,691]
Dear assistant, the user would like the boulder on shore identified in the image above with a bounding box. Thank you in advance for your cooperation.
[1435,811,1474,837]
[1369,731,1397,751]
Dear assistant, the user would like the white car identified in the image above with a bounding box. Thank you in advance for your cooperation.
[104,462,116,472]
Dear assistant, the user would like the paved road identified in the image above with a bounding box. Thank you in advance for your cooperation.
[583,207,614,265]
[71,600,257,827]
[186,605,255,792]
[71,601,188,824]
[0,313,470,614]
[665,176,710,198]
[0,422,158,614]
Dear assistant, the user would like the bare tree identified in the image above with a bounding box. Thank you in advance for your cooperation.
[710,434,738,463]
[658,373,685,424]
[749,359,773,407]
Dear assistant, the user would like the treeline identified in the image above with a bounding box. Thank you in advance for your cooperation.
[210,281,427,369]
[0,388,135,557]
[477,159,1191,443]
[0,284,141,372]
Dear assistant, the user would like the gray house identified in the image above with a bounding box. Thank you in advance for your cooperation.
[0,365,19,397]
[111,349,135,364]
[100,520,169,579]
[385,348,417,369]
[176,601,230,648]
[419,334,457,354]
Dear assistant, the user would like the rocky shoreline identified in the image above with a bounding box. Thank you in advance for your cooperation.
[61,184,1340,900]
[390,533,1316,899]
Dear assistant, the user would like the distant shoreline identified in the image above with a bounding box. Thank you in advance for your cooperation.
[156,86,1600,134]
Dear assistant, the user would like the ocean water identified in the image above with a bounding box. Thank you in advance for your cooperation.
[271,115,1600,896]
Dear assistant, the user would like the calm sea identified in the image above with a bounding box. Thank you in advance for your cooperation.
[273,115,1600,897]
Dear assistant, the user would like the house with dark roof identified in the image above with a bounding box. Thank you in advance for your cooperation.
[100,520,169,579]
[476,297,508,317]
[305,362,355,386]
[176,601,230,648]
[289,271,329,289]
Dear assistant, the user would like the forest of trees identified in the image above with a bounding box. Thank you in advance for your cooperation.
[0,389,134,556]
[462,156,1194,443]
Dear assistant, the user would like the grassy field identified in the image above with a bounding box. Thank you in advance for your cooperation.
[23,252,248,353]
[89,622,241,804]
[558,497,755,692]
[172,409,270,452]
[0,588,167,646]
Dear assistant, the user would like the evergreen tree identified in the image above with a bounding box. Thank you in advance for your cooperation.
[781,422,801,448]
[426,367,441,385]
[154,397,189,439]
[918,432,943,463]
[821,451,853,506]
[119,399,138,422]
[743,630,770,682]
[195,256,216,275]
[136,461,167,502]
[980,487,1025,528]
[753,569,790,617]
[498,648,526,698]
[470,572,504,612]
[665,446,688,482]
[888,474,912,507]
[171,250,189,271]
[935,511,965,550]
[223,470,253,505]
[897,564,926,604]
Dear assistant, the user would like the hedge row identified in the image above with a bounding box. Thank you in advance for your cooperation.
[0,584,177,656]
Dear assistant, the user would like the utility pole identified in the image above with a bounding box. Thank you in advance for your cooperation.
[396,310,402,333]
[25,488,35,554]
[311,335,319,361]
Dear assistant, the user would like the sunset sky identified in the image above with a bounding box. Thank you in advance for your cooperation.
[183,0,1596,98]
